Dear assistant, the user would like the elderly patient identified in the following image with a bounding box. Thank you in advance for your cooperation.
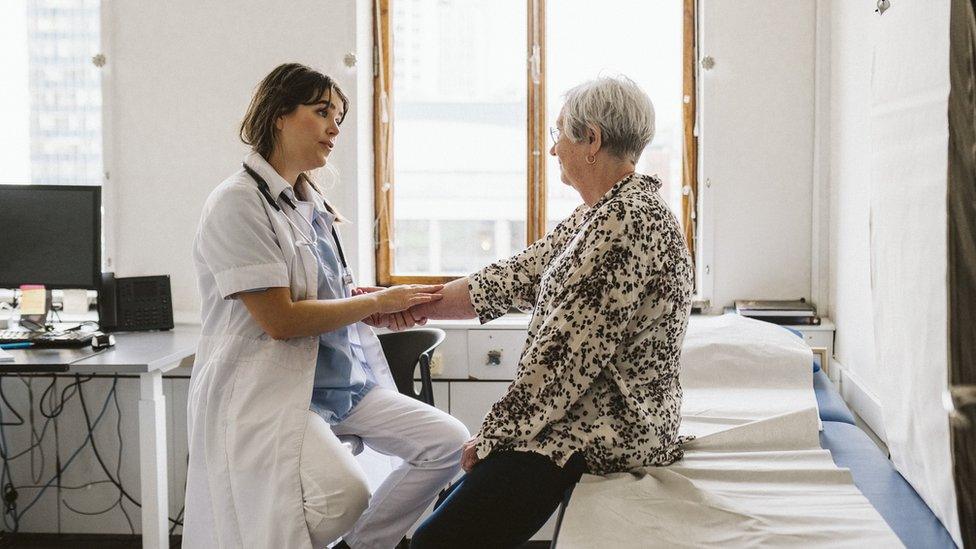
[408,76,695,548]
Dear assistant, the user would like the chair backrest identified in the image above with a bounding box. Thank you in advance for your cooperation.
[376,328,446,406]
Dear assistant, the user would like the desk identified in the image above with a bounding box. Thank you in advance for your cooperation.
[3,325,198,549]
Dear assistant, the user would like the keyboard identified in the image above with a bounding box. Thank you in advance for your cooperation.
[0,330,94,349]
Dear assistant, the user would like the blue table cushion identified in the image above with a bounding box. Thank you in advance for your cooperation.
[820,421,957,548]
[813,369,856,424]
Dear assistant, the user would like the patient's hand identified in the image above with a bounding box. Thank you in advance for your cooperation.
[362,312,388,329]
[461,437,481,472]
[409,302,432,323]
[362,311,428,331]
[389,311,426,331]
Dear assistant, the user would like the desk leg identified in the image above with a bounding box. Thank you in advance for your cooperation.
[139,370,168,549]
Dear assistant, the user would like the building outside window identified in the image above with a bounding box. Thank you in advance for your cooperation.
[0,0,102,186]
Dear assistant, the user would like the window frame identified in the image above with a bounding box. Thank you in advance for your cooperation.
[373,0,698,286]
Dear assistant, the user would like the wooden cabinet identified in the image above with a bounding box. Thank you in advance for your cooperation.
[789,320,835,358]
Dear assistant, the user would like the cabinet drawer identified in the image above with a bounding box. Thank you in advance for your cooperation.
[467,330,526,380]
[449,381,510,435]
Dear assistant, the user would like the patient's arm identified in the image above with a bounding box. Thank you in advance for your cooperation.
[409,277,477,321]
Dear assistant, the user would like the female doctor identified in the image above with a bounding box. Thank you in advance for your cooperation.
[183,63,470,549]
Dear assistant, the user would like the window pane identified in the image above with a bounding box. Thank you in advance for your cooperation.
[438,220,496,275]
[391,0,527,277]
[0,0,102,185]
[393,219,431,274]
[546,1,684,229]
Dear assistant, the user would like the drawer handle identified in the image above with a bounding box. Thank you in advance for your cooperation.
[486,350,502,366]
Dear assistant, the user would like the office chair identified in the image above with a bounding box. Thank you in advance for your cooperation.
[376,328,445,407]
[339,328,447,456]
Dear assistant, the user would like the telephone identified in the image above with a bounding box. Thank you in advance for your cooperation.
[98,273,174,332]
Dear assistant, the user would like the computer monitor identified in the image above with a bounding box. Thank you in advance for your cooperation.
[0,185,101,290]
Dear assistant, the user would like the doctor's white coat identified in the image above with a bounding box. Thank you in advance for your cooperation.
[182,154,394,548]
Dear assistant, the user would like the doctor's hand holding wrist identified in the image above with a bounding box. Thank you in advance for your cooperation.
[407,276,478,323]
[354,285,439,331]
[240,284,442,340]
[371,284,443,314]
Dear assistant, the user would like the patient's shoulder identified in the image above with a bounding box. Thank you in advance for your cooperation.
[597,192,670,232]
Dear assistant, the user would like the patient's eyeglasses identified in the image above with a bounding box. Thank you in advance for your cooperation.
[549,126,561,146]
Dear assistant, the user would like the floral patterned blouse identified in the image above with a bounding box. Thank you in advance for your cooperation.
[468,173,694,474]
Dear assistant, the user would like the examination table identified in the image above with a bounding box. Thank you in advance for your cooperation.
[551,321,957,548]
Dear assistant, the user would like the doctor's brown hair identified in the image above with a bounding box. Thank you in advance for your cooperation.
[241,63,349,216]
[240,63,349,162]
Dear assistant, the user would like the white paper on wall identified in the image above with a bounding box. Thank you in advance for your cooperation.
[868,1,960,544]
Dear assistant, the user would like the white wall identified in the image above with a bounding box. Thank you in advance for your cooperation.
[103,0,372,320]
[698,0,817,310]
[828,0,959,543]
[828,2,882,395]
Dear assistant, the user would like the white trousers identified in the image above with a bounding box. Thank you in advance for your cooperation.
[301,410,371,548]
[301,388,469,549]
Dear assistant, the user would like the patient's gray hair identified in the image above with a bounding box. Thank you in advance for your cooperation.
[561,76,655,163]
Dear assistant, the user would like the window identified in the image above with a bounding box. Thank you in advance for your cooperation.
[0,0,103,186]
[374,0,697,284]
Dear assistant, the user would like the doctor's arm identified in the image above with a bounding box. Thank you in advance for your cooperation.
[239,285,442,340]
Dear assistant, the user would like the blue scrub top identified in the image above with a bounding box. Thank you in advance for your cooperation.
[298,201,375,424]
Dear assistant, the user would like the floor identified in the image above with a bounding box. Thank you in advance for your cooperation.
[0,534,180,548]
[852,410,890,457]
[0,534,550,548]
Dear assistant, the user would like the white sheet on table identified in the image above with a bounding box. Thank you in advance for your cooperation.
[557,409,903,548]
[679,314,819,438]
[556,315,901,548]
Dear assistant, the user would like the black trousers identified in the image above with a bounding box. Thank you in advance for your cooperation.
[410,450,587,549]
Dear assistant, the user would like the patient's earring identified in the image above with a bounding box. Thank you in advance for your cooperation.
[585,154,596,165]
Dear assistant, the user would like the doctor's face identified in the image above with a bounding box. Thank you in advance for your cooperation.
[275,89,344,172]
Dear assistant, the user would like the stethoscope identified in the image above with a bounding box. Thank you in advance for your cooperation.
[243,163,354,286]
